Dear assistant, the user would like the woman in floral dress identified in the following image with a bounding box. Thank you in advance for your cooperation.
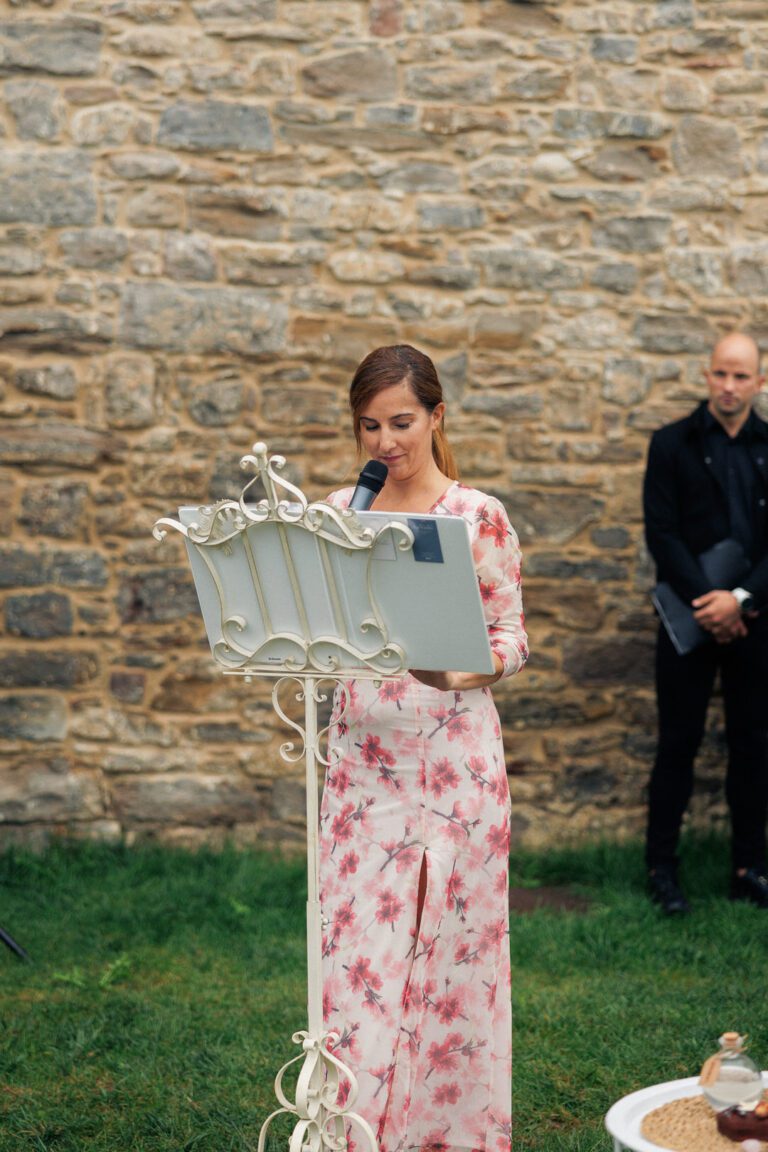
[319,345,528,1152]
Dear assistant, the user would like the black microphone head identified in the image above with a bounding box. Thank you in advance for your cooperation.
[347,460,388,511]
[358,459,388,494]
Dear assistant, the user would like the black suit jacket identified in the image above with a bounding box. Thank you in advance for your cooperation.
[643,400,768,608]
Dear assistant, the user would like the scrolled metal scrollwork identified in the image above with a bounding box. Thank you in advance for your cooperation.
[152,441,404,556]
[258,1029,378,1152]
[153,496,248,546]
[272,676,309,765]
[271,677,355,769]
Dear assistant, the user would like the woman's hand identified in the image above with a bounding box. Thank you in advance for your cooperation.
[409,655,504,692]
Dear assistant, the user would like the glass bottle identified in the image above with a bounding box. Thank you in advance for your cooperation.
[700,1032,763,1111]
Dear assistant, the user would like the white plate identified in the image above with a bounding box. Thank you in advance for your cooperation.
[605,1073,768,1152]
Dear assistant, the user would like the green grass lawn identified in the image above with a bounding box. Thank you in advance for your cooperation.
[0,835,766,1151]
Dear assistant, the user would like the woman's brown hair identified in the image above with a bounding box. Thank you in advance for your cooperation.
[349,344,459,480]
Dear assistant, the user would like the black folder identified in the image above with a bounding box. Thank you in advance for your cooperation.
[651,539,750,656]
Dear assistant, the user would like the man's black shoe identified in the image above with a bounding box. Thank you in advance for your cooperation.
[648,866,690,915]
[730,868,768,908]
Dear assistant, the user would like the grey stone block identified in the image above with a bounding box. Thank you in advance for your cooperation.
[496,693,603,730]
[20,482,89,539]
[590,263,640,295]
[672,115,742,176]
[592,527,631,549]
[110,773,264,825]
[157,100,273,152]
[261,384,342,428]
[5,593,73,640]
[555,108,666,140]
[221,242,320,287]
[562,636,655,686]
[125,189,185,229]
[661,69,709,111]
[71,103,137,146]
[0,151,96,225]
[0,245,45,276]
[731,245,768,295]
[109,151,181,180]
[551,187,642,211]
[378,162,460,194]
[524,554,628,582]
[4,79,63,140]
[109,673,146,705]
[191,722,268,743]
[405,64,493,103]
[473,311,542,353]
[0,547,47,589]
[0,422,119,469]
[591,36,638,63]
[667,248,726,296]
[0,307,113,349]
[119,282,287,355]
[59,228,129,270]
[187,187,284,240]
[0,762,103,822]
[417,200,485,231]
[407,265,478,290]
[0,694,67,741]
[474,247,582,290]
[188,378,246,426]
[0,20,101,77]
[302,48,396,102]
[503,66,568,99]
[0,651,98,689]
[463,391,544,419]
[117,568,199,625]
[192,0,277,20]
[592,216,671,254]
[104,353,157,430]
[505,491,604,546]
[602,359,653,407]
[633,313,714,354]
[48,550,109,589]
[164,234,217,282]
[581,144,663,183]
[653,0,695,27]
[15,364,76,399]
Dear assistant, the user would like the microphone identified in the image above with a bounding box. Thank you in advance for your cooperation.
[348,460,388,511]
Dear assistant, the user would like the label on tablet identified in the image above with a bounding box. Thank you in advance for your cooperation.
[407,518,443,563]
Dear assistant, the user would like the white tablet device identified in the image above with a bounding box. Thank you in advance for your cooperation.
[179,505,494,677]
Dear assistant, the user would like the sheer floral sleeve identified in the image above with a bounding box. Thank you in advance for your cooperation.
[463,492,528,680]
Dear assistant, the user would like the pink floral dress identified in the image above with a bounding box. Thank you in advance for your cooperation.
[319,483,528,1152]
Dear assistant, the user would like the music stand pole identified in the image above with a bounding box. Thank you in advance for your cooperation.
[256,672,378,1152]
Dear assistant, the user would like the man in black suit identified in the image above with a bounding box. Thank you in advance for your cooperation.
[643,332,768,913]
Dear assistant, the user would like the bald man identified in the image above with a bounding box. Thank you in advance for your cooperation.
[643,332,768,913]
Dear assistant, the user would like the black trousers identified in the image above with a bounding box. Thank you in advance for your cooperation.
[645,619,768,872]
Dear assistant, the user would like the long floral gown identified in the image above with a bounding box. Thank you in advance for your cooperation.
[319,482,528,1152]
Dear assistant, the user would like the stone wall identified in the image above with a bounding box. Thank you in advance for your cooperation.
[1,0,766,851]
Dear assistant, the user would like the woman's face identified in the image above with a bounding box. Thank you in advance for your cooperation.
[357,378,444,483]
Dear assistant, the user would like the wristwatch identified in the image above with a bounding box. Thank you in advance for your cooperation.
[732,587,756,613]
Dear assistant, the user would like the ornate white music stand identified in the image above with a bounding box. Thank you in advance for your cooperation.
[154,443,417,1152]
